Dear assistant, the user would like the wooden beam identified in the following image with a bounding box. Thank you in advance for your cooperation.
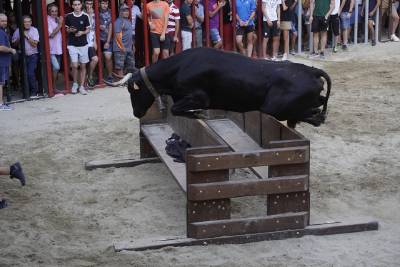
[114,221,379,251]
[188,212,308,238]
[85,157,160,170]
[187,175,308,201]
[187,146,309,171]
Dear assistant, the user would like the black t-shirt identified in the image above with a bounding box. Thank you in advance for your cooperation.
[342,0,351,12]
[281,0,295,22]
[65,12,90,47]
[180,3,192,32]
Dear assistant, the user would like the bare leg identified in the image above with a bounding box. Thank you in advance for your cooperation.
[162,49,169,59]
[104,52,113,78]
[262,37,269,58]
[236,35,245,55]
[71,62,79,84]
[272,36,280,58]
[0,85,3,105]
[391,9,399,35]
[152,48,160,63]
[79,63,87,86]
[89,56,98,79]
[320,31,328,53]
[246,32,254,57]
[214,41,223,49]
[283,29,290,55]
[313,32,320,53]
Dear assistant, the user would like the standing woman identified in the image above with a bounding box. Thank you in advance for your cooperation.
[12,15,40,98]
[281,0,297,60]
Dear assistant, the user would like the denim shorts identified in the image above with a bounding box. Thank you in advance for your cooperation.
[340,12,351,29]
[210,28,221,43]
[0,66,9,85]
[50,54,62,71]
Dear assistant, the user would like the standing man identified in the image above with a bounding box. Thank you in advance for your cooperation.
[339,0,355,50]
[113,5,134,77]
[361,0,381,46]
[194,0,205,47]
[99,0,114,83]
[47,4,64,95]
[12,16,40,98]
[309,0,335,58]
[262,0,282,60]
[181,0,194,50]
[236,0,256,57]
[65,0,90,95]
[167,0,180,55]
[0,13,16,110]
[84,0,99,89]
[146,0,170,63]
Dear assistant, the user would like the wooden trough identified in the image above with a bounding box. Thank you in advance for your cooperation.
[86,101,378,251]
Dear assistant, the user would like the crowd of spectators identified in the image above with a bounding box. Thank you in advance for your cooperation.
[0,0,399,109]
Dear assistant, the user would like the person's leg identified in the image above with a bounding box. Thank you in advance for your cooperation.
[283,29,289,56]
[272,36,280,59]
[236,34,245,55]
[79,63,87,91]
[0,167,8,175]
[152,48,160,63]
[313,32,320,54]
[196,28,203,47]
[246,30,254,57]
[26,55,37,96]
[390,6,399,39]
[88,54,98,82]
[113,51,124,77]
[68,46,80,93]
[0,84,3,105]
[104,52,113,81]
[320,31,328,53]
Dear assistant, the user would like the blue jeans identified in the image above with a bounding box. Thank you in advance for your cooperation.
[26,54,38,96]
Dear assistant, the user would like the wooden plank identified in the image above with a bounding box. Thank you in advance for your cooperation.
[268,141,310,221]
[269,140,310,149]
[114,221,379,251]
[85,157,160,170]
[187,175,308,201]
[140,102,166,125]
[261,114,282,148]
[244,111,261,145]
[206,119,269,178]
[186,146,231,236]
[187,212,308,239]
[141,123,188,191]
[187,146,309,172]
[226,112,244,130]
[140,132,157,158]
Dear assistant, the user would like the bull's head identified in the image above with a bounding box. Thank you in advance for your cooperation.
[108,69,157,118]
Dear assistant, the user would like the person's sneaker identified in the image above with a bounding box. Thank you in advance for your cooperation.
[30,94,40,100]
[79,86,88,95]
[71,83,79,94]
[281,53,288,61]
[10,162,26,186]
[289,49,296,55]
[87,76,96,88]
[0,199,7,209]
[371,39,376,46]
[333,46,338,53]
[320,52,325,59]
[390,34,400,42]
[309,52,319,59]
[342,44,348,50]
[271,57,278,61]
[0,104,12,111]
[104,76,113,84]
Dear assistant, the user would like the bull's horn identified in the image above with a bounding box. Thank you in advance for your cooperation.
[104,73,132,87]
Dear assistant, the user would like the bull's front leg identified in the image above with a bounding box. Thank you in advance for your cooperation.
[170,91,210,118]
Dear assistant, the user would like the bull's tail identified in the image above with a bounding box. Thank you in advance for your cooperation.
[318,69,331,116]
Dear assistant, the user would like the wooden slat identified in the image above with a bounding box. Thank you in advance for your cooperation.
[187,146,309,172]
[226,112,244,130]
[261,114,282,147]
[244,111,261,145]
[141,123,187,191]
[206,118,269,178]
[85,157,160,170]
[186,146,231,234]
[114,221,379,251]
[269,140,310,149]
[187,175,308,201]
[188,212,308,238]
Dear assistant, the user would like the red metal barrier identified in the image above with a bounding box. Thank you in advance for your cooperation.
[142,0,150,66]
[204,0,210,47]
[41,0,54,97]
[231,0,237,51]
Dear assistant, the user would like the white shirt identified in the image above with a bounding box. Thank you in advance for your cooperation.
[262,0,282,21]
[331,0,340,15]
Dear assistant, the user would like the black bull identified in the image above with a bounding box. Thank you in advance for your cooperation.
[109,48,331,127]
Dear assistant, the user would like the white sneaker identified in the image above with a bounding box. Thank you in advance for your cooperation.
[271,57,278,61]
[71,83,79,94]
[391,34,400,42]
[79,86,88,95]
[282,53,288,61]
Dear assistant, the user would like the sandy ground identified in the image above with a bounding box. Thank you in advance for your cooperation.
[0,42,399,267]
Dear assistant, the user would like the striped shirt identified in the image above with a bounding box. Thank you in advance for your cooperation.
[167,3,180,34]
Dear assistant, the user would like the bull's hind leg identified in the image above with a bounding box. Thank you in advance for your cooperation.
[170,91,210,117]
